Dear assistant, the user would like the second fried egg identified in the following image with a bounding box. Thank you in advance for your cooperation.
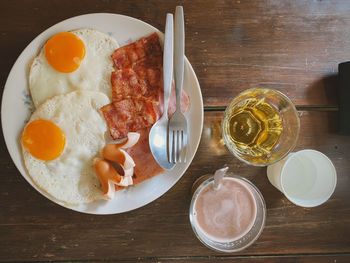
[22,90,109,205]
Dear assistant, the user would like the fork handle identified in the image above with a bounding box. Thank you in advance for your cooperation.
[163,14,174,118]
[174,6,184,112]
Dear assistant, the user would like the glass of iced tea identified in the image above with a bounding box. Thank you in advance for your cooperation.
[222,88,300,166]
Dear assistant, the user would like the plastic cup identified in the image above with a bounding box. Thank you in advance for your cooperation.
[267,149,337,207]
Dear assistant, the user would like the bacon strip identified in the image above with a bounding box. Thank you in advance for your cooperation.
[112,33,162,70]
[111,65,162,102]
[101,98,157,139]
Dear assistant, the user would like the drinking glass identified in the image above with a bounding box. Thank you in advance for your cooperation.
[222,88,300,166]
[189,174,266,252]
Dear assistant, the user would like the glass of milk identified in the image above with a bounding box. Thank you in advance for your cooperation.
[189,174,266,252]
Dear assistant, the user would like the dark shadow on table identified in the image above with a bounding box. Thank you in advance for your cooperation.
[306,74,338,107]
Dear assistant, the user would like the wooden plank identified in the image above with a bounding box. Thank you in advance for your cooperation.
[0,0,348,107]
[0,111,349,262]
[156,254,350,263]
[18,254,347,263]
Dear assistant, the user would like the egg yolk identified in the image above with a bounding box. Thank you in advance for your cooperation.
[45,32,85,73]
[22,119,66,161]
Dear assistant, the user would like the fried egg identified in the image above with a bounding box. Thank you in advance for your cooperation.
[22,119,66,161]
[29,29,119,107]
[21,90,109,205]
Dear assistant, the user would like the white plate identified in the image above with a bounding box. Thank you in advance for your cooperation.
[1,13,203,214]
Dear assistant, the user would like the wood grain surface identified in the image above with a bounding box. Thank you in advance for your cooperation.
[1,0,349,107]
[1,112,349,262]
[150,255,350,263]
[1,0,350,262]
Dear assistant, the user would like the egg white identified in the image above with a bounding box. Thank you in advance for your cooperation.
[22,90,110,205]
[29,29,119,108]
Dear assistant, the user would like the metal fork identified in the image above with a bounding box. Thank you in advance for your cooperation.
[168,6,188,164]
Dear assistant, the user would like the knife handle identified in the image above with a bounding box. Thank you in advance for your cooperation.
[174,6,184,112]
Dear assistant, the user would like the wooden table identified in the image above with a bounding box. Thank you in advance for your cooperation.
[1,0,350,262]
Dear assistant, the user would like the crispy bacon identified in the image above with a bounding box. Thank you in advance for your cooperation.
[101,98,157,140]
[112,33,162,69]
[103,33,164,140]
[111,69,149,101]
[103,33,190,140]
[111,65,162,102]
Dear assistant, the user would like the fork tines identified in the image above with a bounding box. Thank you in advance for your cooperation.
[169,127,187,163]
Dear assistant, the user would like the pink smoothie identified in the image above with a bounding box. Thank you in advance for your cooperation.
[193,177,257,242]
